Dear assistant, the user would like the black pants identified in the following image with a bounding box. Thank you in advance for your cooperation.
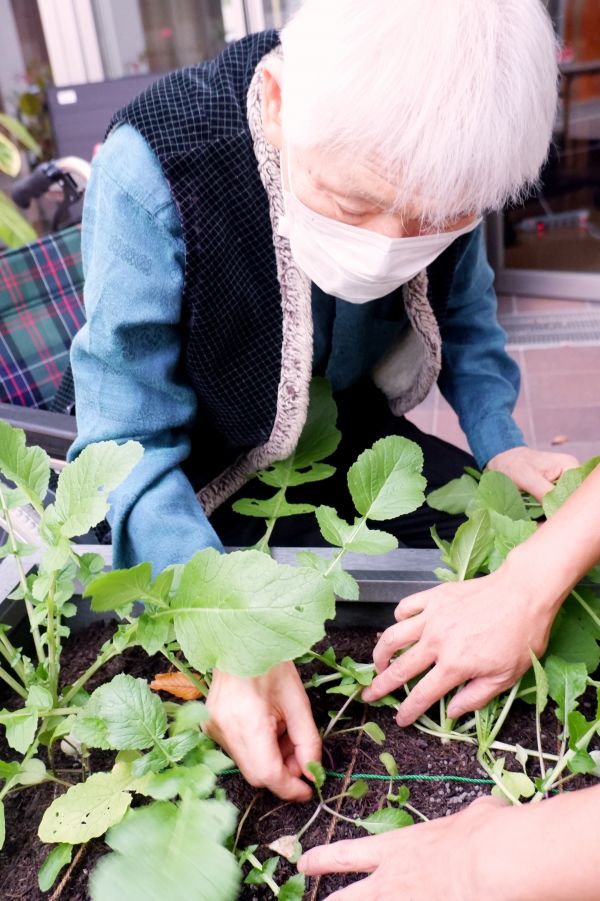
[210,382,475,549]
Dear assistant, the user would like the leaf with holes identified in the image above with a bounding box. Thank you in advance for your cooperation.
[38,767,133,844]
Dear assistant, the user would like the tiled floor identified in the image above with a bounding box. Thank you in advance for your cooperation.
[405,295,600,463]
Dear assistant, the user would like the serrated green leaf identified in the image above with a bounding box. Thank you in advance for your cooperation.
[315,506,397,555]
[545,656,588,725]
[38,843,73,891]
[0,708,38,754]
[487,513,537,570]
[172,549,335,677]
[295,551,359,600]
[232,494,315,519]
[131,731,201,777]
[476,471,529,521]
[51,440,143,537]
[134,612,174,655]
[543,456,600,518]
[0,420,50,512]
[135,763,216,801]
[38,768,133,843]
[427,474,478,515]
[86,563,153,612]
[450,509,494,580]
[90,798,240,901]
[279,874,306,901]
[357,807,413,834]
[347,437,426,521]
[72,674,167,750]
[27,685,53,709]
[258,461,336,488]
[292,377,341,468]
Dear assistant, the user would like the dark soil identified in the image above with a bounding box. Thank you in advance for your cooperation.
[0,622,597,900]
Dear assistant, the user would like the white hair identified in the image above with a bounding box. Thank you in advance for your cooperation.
[280,0,558,225]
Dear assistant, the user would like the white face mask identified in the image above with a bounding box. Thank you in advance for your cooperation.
[279,150,481,303]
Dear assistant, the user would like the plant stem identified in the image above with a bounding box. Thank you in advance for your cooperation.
[534,700,546,784]
[233,794,258,854]
[61,627,135,705]
[46,573,59,701]
[246,852,280,896]
[0,630,26,683]
[323,688,362,739]
[0,484,45,663]
[159,647,207,698]
[485,680,521,750]
[321,803,359,825]
[572,589,600,631]
[308,651,354,678]
[0,663,28,698]
[404,802,429,823]
[296,801,324,841]
[477,750,521,806]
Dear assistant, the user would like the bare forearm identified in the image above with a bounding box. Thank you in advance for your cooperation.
[478,786,600,901]
[505,464,600,611]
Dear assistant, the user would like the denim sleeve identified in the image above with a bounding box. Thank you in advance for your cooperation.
[69,124,223,574]
[438,225,525,469]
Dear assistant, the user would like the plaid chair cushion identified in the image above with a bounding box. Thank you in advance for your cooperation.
[0,225,85,409]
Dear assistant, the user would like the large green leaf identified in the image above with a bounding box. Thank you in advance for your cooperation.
[72,674,167,751]
[85,563,173,613]
[347,437,426,521]
[487,513,537,571]
[291,377,341,469]
[0,420,50,512]
[172,548,335,677]
[546,607,600,673]
[543,456,600,518]
[315,506,397,555]
[295,551,359,600]
[89,798,240,901]
[427,474,478,515]
[476,471,528,521]
[0,708,38,754]
[450,510,494,581]
[545,656,588,725]
[38,767,133,844]
[51,440,143,537]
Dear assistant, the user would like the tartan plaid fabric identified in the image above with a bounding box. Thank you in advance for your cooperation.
[0,225,85,409]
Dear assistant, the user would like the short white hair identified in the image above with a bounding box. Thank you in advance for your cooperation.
[280,0,558,225]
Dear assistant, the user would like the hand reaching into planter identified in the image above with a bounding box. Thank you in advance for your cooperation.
[364,461,600,724]
[204,660,322,801]
[485,446,579,501]
[298,787,600,900]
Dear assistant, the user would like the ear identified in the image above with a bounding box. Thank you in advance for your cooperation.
[262,57,284,150]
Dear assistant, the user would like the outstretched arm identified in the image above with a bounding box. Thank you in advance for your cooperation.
[364,462,600,722]
[298,785,600,901]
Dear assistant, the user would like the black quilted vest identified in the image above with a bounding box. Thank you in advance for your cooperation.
[108,32,466,490]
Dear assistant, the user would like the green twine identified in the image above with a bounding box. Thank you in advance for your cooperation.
[221,768,494,786]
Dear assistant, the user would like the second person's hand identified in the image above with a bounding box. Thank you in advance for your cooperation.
[204,660,322,801]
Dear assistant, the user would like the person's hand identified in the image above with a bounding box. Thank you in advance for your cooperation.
[486,446,579,501]
[362,562,558,724]
[298,795,507,900]
[204,660,321,801]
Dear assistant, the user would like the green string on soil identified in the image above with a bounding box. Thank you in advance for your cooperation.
[221,768,495,786]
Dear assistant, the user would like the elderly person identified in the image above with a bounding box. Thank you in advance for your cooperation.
[300,463,600,900]
[71,0,575,800]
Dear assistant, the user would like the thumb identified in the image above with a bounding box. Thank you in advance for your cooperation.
[283,697,322,780]
[447,677,506,719]
[519,470,554,503]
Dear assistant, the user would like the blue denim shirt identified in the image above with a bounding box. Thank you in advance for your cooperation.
[70,124,524,574]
